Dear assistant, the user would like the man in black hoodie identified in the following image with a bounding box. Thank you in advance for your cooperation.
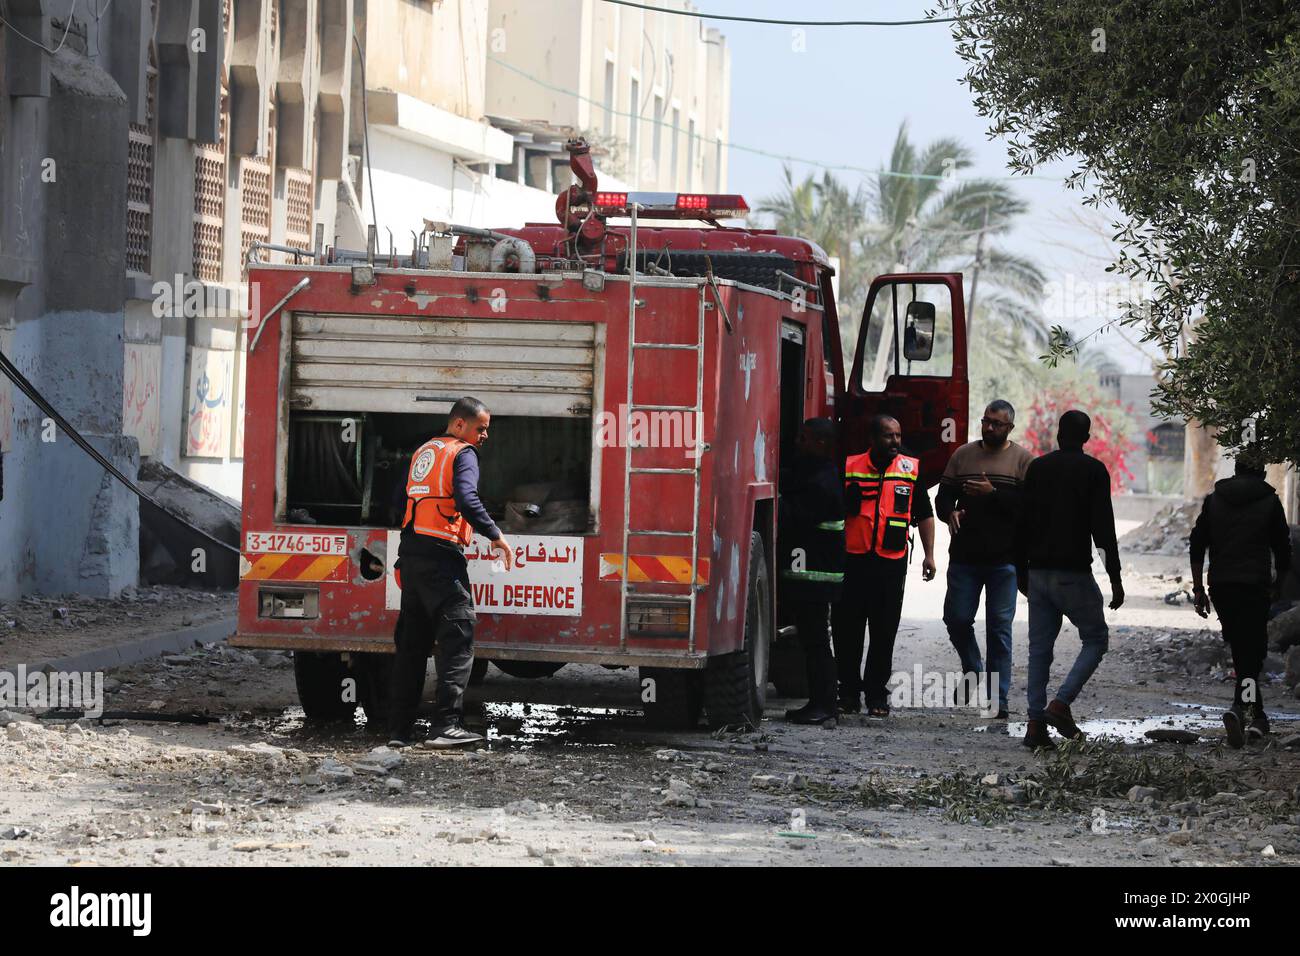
[1189,455,1292,747]
[777,418,846,726]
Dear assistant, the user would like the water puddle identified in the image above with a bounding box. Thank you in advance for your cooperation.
[975,706,1297,744]
[482,701,639,749]
[224,700,647,750]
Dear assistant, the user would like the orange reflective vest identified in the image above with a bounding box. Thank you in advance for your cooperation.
[402,436,474,547]
[844,451,919,558]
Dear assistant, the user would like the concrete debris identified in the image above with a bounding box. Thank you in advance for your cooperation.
[505,799,540,816]
[354,747,403,775]
[660,777,696,808]
[1270,605,1300,652]
[317,759,355,783]
[1127,786,1161,803]
[1119,501,1199,555]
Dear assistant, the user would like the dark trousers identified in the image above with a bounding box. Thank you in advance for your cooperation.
[387,552,477,737]
[1210,583,1269,720]
[791,599,837,711]
[832,552,907,709]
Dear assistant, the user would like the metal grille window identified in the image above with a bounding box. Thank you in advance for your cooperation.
[193,110,227,283]
[284,167,313,255]
[239,155,272,276]
[126,124,154,275]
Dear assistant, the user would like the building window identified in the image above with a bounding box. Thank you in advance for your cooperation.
[284,167,314,256]
[193,109,227,283]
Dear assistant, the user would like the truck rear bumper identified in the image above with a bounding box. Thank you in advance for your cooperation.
[229,633,708,669]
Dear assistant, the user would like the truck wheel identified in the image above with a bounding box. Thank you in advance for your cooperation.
[640,667,703,730]
[769,630,809,699]
[293,651,356,722]
[491,660,565,679]
[469,658,489,686]
[353,653,395,729]
[706,532,772,730]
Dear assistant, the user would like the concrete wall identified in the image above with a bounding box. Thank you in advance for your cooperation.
[0,46,139,599]
[362,0,491,119]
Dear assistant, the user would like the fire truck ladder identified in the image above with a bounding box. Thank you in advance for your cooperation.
[618,214,707,653]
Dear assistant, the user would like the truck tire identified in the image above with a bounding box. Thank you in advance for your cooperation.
[353,653,395,729]
[293,651,356,722]
[469,658,489,686]
[640,667,703,730]
[705,532,772,730]
[491,660,565,679]
[769,630,809,699]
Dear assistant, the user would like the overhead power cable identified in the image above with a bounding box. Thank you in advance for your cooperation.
[0,348,239,557]
[599,0,967,27]
[485,55,1062,185]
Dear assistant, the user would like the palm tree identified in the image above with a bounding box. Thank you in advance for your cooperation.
[759,122,1049,365]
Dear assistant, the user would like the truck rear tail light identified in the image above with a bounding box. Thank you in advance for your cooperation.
[627,597,691,638]
[259,588,320,620]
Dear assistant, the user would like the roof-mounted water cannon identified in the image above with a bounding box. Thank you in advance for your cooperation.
[556,137,607,246]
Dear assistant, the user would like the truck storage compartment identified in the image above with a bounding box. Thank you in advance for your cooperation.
[283,312,599,531]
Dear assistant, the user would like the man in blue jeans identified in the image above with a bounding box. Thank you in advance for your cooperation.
[936,400,1033,718]
[1015,410,1124,750]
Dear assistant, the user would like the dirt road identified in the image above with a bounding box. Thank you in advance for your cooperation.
[2,528,1298,867]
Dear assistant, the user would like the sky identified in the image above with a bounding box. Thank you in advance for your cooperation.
[694,0,1159,373]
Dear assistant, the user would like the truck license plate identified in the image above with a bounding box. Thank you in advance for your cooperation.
[245,531,348,555]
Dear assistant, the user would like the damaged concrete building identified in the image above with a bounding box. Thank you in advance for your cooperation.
[0,0,732,599]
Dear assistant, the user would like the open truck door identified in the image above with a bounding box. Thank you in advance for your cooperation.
[841,273,968,487]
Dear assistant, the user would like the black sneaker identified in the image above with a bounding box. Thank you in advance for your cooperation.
[426,723,485,749]
[1246,717,1270,742]
[785,703,837,726]
[387,737,413,749]
[837,694,861,715]
[1222,708,1245,749]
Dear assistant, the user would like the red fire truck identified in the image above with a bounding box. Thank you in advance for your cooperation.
[232,141,968,730]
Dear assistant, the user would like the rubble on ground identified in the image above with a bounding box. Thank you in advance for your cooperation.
[1120,501,1200,555]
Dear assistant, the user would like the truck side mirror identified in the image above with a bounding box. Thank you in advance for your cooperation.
[902,301,936,363]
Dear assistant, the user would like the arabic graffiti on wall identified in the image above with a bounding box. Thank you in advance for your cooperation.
[185,346,232,458]
[122,343,161,457]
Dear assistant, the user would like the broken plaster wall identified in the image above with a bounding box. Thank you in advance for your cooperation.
[0,48,139,599]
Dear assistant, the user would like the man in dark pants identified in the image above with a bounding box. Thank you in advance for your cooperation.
[388,397,514,748]
[1189,455,1292,747]
[1015,410,1124,750]
[833,415,936,716]
[935,399,1033,718]
[777,418,846,726]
